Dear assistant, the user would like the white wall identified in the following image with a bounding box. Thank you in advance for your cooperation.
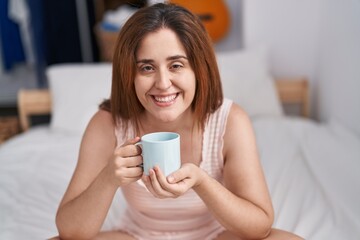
[316,0,360,136]
[243,0,360,136]
[243,0,323,118]
[215,0,242,51]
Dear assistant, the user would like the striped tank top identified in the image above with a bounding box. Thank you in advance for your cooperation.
[115,99,233,240]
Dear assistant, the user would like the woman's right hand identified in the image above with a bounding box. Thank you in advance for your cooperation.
[107,137,143,187]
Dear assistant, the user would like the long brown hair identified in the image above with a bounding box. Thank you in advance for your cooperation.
[101,3,223,132]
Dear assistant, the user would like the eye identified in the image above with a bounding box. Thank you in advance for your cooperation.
[170,63,183,71]
[139,65,154,73]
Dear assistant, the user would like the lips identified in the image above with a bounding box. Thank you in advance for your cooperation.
[152,93,178,103]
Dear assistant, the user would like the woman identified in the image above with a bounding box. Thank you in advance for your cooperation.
[55,3,303,240]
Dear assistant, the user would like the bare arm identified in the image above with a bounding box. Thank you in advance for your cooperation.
[55,110,142,239]
[143,104,273,239]
[193,104,274,238]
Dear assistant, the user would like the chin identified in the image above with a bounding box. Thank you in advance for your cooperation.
[152,109,186,123]
[156,114,179,123]
[147,104,192,123]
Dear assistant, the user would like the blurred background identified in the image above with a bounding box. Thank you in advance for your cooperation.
[0,0,359,140]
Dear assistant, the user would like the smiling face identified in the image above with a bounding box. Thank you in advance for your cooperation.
[134,28,196,124]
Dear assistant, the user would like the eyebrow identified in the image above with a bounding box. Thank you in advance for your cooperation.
[136,55,188,64]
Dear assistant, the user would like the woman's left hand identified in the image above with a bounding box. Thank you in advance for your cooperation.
[141,163,206,198]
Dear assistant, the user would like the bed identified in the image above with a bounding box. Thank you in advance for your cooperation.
[0,47,359,240]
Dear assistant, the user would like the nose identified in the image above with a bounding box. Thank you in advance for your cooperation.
[155,68,172,90]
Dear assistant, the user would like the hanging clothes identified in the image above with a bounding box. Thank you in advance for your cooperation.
[0,0,26,71]
[9,0,35,66]
[42,0,82,65]
[26,0,46,87]
[26,0,83,87]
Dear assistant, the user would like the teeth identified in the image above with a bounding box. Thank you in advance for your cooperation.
[154,94,177,103]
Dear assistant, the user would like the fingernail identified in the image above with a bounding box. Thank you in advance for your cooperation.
[167,175,174,183]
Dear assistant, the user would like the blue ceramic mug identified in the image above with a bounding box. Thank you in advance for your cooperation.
[138,132,181,176]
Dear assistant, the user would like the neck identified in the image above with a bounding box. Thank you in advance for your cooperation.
[138,110,196,135]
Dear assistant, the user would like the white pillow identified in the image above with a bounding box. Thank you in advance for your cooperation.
[216,47,283,118]
[48,63,112,133]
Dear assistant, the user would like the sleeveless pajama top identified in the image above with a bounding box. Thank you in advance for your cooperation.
[115,99,233,240]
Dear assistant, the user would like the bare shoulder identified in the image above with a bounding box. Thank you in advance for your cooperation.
[84,110,115,136]
[226,103,252,130]
[223,103,255,157]
[87,109,114,130]
[80,109,117,153]
[57,110,117,207]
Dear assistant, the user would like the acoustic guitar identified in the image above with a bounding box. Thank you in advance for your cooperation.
[169,0,230,42]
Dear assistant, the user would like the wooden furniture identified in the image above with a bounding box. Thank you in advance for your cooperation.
[94,25,118,61]
[0,116,20,144]
[17,78,310,132]
[17,90,51,132]
[275,78,309,118]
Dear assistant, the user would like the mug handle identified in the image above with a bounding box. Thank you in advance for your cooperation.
[134,142,143,168]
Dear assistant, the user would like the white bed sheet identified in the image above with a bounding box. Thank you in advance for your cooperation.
[0,118,359,239]
[253,117,360,239]
[0,126,125,239]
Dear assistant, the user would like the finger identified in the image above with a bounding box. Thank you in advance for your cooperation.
[115,137,141,154]
[115,143,142,158]
[167,165,189,184]
[114,167,142,186]
[148,168,173,198]
[142,173,161,198]
[155,166,189,196]
[153,166,174,190]
[125,155,143,168]
[114,155,143,169]
[122,166,143,178]
[122,136,141,147]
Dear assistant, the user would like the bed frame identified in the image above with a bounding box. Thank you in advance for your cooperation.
[17,78,309,131]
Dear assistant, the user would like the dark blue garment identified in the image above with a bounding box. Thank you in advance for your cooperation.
[42,0,82,65]
[27,0,47,87]
[0,0,26,71]
[27,0,83,87]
